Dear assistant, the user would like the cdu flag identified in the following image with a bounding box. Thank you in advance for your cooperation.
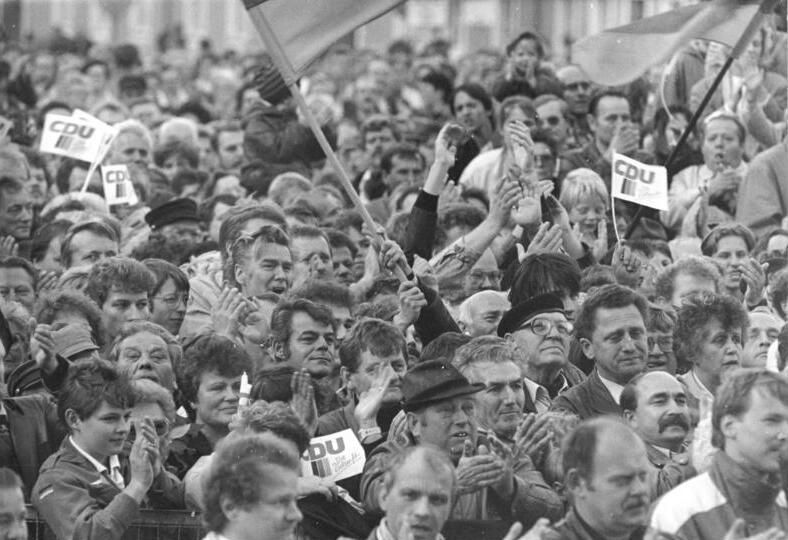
[573,0,775,86]
[611,153,669,212]
[242,0,405,81]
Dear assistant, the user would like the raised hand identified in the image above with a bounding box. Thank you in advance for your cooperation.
[30,323,58,374]
[394,280,427,328]
[512,413,553,465]
[291,370,318,436]
[456,440,505,495]
[354,364,395,429]
[212,287,249,339]
[0,236,18,258]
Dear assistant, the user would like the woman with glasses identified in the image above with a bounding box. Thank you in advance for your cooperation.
[143,258,190,336]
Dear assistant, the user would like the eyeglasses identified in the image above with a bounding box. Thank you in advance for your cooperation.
[153,292,189,308]
[518,317,573,336]
[648,336,674,351]
[564,81,591,92]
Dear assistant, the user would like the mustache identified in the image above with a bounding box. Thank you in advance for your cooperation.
[658,413,690,433]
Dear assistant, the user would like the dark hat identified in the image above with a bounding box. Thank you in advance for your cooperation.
[401,360,484,412]
[497,293,565,337]
[54,325,99,359]
[5,360,44,397]
[145,198,200,230]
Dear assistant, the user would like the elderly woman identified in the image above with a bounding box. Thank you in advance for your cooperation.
[661,112,748,236]
[108,321,182,392]
[674,291,748,413]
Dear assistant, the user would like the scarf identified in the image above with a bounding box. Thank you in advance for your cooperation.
[709,451,782,532]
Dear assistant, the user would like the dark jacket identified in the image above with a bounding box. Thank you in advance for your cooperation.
[3,394,66,498]
[242,103,335,166]
[561,141,654,192]
[550,370,620,420]
[413,279,461,346]
[360,431,564,524]
[544,506,645,540]
[644,442,696,499]
[32,438,184,540]
[405,190,439,264]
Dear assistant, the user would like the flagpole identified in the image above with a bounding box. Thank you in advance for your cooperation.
[246,10,383,233]
[624,0,778,239]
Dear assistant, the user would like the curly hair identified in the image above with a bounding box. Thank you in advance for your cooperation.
[84,257,155,308]
[131,379,176,424]
[35,290,107,348]
[338,318,406,372]
[58,358,135,427]
[234,400,310,454]
[574,284,649,342]
[202,433,300,534]
[107,320,183,375]
[653,256,721,303]
[438,203,485,236]
[270,298,336,350]
[674,291,748,367]
[179,333,252,405]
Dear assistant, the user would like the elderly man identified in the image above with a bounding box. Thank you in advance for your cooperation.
[621,371,696,498]
[544,418,650,540]
[452,336,564,520]
[0,468,26,540]
[499,293,585,413]
[551,284,649,419]
[650,369,788,539]
[144,198,205,247]
[361,360,551,525]
[742,307,781,368]
[457,290,510,338]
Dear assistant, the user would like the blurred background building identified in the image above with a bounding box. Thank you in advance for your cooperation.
[1,0,697,61]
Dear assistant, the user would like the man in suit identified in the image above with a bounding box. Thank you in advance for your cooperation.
[621,371,696,498]
[498,293,584,414]
[551,284,649,419]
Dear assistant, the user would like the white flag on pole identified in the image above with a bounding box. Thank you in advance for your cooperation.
[101,164,138,206]
[611,152,669,211]
[39,111,114,163]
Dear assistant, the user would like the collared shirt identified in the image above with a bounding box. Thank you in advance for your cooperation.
[376,518,444,540]
[69,436,124,489]
[597,373,625,405]
[686,369,714,403]
[524,377,556,413]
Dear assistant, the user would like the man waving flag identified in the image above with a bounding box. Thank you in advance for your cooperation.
[573,0,774,86]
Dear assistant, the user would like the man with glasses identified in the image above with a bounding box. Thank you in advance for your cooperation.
[499,294,580,414]
[552,284,650,420]
[534,94,574,152]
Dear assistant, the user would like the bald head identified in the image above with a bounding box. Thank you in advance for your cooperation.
[621,371,691,451]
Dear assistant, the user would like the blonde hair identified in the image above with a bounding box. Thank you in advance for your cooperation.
[559,168,609,211]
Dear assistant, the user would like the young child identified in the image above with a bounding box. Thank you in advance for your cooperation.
[559,167,610,261]
[32,359,183,540]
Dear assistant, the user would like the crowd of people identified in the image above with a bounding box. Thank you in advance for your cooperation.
[2,7,788,540]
